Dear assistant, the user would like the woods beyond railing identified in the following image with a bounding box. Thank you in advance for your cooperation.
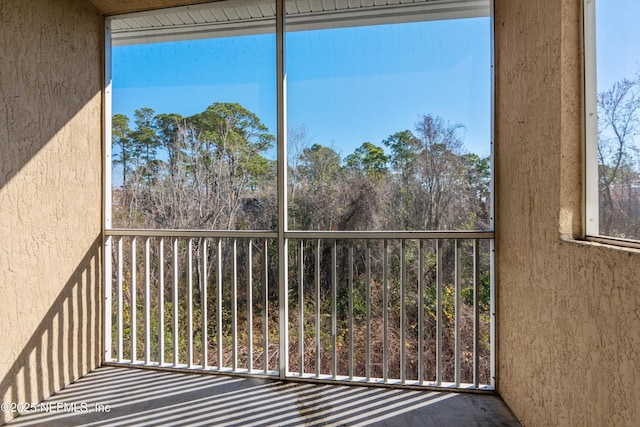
[105,229,494,389]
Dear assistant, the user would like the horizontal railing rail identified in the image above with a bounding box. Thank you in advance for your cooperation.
[105,229,494,390]
[106,229,493,239]
[285,230,494,239]
[106,229,278,238]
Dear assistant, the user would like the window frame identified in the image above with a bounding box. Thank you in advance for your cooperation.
[583,0,640,248]
[584,0,599,238]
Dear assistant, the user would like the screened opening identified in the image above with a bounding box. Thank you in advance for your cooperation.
[109,2,277,230]
[286,17,491,231]
[104,0,495,389]
[108,0,492,232]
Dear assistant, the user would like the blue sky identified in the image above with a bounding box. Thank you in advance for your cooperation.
[596,0,640,89]
[112,2,640,161]
[113,17,491,159]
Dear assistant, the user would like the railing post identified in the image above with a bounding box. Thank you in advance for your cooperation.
[331,240,337,380]
[173,237,179,367]
[473,239,480,388]
[490,238,497,389]
[383,239,388,382]
[454,239,461,387]
[232,238,238,371]
[348,243,354,380]
[365,240,371,382]
[201,238,207,369]
[315,239,321,378]
[247,239,253,372]
[131,237,137,363]
[418,239,424,385]
[400,239,406,384]
[159,238,165,365]
[187,238,194,368]
[104,235,112,363]
[299,240,304,376]
[117,237,123,362]
[217,239,223,371]
[144,237,151,365]
[263,239,269,374]
[436,239,442,386]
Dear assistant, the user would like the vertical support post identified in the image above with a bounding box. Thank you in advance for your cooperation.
[489,0,498,390]
[103,18,113,364]
[276,0,288,380]
[489,0,497,391]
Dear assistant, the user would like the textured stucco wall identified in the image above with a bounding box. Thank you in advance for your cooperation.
[495,0,640,425]
[89,0,212,15]
[0,0,103,423]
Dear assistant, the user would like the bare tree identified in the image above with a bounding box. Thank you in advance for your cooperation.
[383,114,487,231]
[597,75,640,237]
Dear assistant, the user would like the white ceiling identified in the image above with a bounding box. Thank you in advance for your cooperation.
[109,0,490,45]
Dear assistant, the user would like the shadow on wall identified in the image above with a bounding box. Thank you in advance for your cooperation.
[0,238,102,425]
[0,0,102,192]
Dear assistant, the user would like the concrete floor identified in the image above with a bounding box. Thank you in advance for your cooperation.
[5,367,520,426]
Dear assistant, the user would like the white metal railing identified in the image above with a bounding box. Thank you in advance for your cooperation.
[104,229,494,390]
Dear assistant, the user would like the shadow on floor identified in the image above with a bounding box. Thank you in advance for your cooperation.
[4,367,520,427]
